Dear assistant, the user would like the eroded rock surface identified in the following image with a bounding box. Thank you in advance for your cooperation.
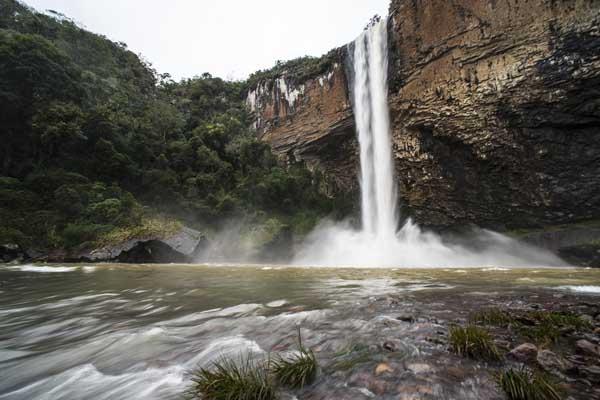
[246,50,358,196]
[388,0,600,230]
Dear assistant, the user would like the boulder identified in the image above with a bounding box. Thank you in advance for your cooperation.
[0,243,23,263]
[508,343,538,363]
[78,226,205,263]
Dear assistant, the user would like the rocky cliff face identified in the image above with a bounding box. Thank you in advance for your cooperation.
[246,52,359,196]
[248,0,600,231]
[387,0,600,230]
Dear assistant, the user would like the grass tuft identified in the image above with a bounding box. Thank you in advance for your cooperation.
[497,368,562,400]
[519,311,592,345]
[189,356,276,400]
[470,308,515,326]
[271,327,318,388]
[449,325,501,361]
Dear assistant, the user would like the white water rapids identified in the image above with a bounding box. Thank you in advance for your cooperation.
[293,18,564,268]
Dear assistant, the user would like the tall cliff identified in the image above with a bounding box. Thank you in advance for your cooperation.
[247,0,600,231]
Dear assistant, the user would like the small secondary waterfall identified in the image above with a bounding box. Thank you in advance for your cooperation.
[292,17,564,268]
[352,18,397,238]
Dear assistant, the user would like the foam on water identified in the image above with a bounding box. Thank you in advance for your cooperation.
[556,285,600,294]
[8,265,78,273]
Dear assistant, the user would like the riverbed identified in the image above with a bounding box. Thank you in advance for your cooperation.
[1,264,599,399]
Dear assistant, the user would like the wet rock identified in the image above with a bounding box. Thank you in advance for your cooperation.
[382,339,404,352]
[581,365,600,383]
[375,363,394,376]
[397,314,415,323]
[348,372,389,396]
[576,340,600,357]
[446,366,467,381]
[508,343,538,363]
[396,385,434,397]
[537,349,574,375]
[406,363,433,375]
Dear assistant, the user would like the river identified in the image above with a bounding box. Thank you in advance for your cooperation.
[1,264,599,399]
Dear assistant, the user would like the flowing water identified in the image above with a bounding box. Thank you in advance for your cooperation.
[353,18,397,238]
[1,264,599,399]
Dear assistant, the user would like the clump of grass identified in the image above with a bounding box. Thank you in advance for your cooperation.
[271,328,318,388]
[449,325,501,361]
[470,308,515,326]
[527,311,591,331]
[519,311,592,345]
[497,368,561,400]
[189,356,276,400]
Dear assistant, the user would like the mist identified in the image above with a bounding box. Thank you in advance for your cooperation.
[292,219,566,268]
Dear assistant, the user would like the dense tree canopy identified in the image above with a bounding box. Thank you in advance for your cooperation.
[0,0,345,253]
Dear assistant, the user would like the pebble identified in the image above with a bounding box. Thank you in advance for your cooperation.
[406,363,433,374]
[375,363,393,376]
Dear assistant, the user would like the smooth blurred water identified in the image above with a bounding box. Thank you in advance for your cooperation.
[1,264,599,400]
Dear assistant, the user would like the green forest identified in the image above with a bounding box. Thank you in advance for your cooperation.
[0,0,346,256]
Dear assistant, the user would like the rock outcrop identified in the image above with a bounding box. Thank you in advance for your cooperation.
[387,0,600,230]
[248,0,600,233]
[246,51,359,196]
[75,226,205,263]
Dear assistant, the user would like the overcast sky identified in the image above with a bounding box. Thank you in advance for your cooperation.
[23,0,390,81]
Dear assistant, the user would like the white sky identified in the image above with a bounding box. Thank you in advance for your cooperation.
[23,0,390,81]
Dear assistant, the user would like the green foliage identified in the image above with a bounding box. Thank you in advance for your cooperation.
[448,325,501,361]
[470,308,515,327]
[189,356,277,400]
[497,368,562,400]
[469,308,592,346]
[271,328,318,389]
[517,311,592,345]
[0,0,340,254]
[246,52,338,89]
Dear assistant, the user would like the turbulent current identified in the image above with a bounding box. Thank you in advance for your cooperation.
[1,264,599,400]
[293,18,564,268]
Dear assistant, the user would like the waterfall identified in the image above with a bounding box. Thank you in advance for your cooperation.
[292,17,564,268]
[352,18,397,238]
